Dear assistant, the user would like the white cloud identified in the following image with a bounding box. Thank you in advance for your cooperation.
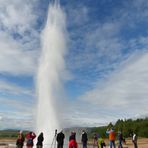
[0,31,37,75]
[0,79,33,95]
[67,14,124,74]
[114,0,148,28]
[0,114,33,130]
[0,0,39,76]
[0,97,33,113]
[61,51,148,127]
[66,5,89,27]
[61,100,121,127]
[0,0,148,129]
[85,21,123,60]
[78,51,148,120]
[0,0,37,32]
[0,0,40,130]
[0,97,34,129]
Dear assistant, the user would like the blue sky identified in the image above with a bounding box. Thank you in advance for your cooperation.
[0,0,148,129]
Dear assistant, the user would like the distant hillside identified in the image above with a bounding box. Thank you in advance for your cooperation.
[87,117,148,139]
[0,117,148,139]
[0,130,29,138]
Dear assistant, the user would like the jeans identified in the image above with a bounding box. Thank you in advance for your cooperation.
[82,142,87,148]
[110,140,116,148]
[118,140,122,148]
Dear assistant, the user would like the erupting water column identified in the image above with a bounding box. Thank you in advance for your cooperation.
[36,0,67,145]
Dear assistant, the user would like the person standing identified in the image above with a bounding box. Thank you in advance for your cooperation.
[132,133,138,148]
[56,130,65,148]
[97,134,106,148]
[26,131,36,148]
[93,133,98,148]
[16,131,25,148]
[69,131,76,141]
[36,132,44,148]
[106,128,116,148]
[118,131,123,148]
[69,131,78,148]
[81,130,88,148]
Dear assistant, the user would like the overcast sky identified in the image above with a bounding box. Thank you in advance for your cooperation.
[0,0,148,129]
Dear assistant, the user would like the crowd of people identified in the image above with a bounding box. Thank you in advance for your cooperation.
[92,128,137,148]
[16,128,138,148]
[16,131,41,148]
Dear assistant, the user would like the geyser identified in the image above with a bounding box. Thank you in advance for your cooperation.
[36,0,67,145]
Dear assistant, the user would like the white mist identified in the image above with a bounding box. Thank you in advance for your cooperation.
[36,1,67,146]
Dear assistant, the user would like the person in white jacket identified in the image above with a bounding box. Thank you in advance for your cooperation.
[132,133,138,148]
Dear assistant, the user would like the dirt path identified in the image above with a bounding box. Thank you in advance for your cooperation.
[103,138,148,148]
[0,138,148,148]
[123,138,148,148]
[89,138,148,148]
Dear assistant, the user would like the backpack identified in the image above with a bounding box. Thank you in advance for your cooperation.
[27,138,33,145]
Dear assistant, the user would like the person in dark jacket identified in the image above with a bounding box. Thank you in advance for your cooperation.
[36,132,44,148]
[118,131,123,148]
[69,131,76,141]
[16,131,25,148]
[81,130,88,148]
[56,130,65,148]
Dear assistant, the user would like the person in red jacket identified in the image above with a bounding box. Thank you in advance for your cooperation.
[68,131,78,148]
[26,131,36,148]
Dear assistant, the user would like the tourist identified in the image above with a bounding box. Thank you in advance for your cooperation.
[69,131,76,141]
[93,133,98,147]
[36,132,44,148]
[132,133,138,148]
[97,134,106,148]
[106,128,116,148]
[56,130,65,148]
[81,130,88,148]
[16,131,25,148]
[26,131,36,148]
[69,131,78,148]
[118,131,123,148]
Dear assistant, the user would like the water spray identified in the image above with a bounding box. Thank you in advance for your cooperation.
[36,0,67,146]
